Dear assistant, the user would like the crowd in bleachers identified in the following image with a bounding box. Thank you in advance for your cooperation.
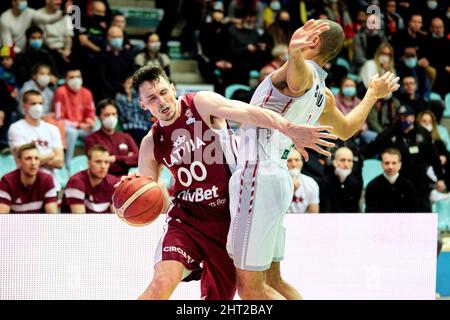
[0,0,449,219]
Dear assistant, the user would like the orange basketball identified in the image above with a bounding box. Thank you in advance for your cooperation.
[112,176,164,226]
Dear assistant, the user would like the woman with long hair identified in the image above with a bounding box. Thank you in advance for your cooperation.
[359,42,395,89]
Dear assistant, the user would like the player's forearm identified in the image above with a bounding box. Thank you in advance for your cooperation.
[341,91,378,140]
[248,105,290,133]
[286,52,313,94]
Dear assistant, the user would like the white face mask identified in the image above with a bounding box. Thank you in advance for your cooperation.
[28,103,44,120]
[289,168,301,177]
[335,167,352,182]
[421,124,433,132]
[378,54,390,65]
[67,77,83,92]
[102,115,118,130]
[383,172,399,184]
[36,74,50,88]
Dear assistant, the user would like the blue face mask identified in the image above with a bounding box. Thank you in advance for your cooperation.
[18,1,28,12]
[110,38,124,49]
[29,39,43,50]
[404,57,417,68]
[270,1,281,11]
[399,119,414,131]
[427,1,438,10]
[342,87,356,97]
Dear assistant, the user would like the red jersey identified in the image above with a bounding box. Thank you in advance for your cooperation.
[0,169,57,213]
[61,170,119,213]
[152,93,237,222]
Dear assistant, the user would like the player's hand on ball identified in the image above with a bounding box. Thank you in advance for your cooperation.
[284,124,337,161]
[368,71,400,99]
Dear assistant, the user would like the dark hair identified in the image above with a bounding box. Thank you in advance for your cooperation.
[381,148,402,161]
[65,67,81,77]
[22,89,42,104]
[31,64,50,76]
[316,19,345,64]
[132,65,170,93]
[113,12,125,19]
[87,144,109,159]
[26,26,44,39]
[97,98,117,116]
[17,143,37,159]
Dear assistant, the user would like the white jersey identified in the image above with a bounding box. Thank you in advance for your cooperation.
[237,60,328,167]
[287,173,320,213]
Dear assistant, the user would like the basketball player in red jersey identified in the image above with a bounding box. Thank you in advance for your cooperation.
[127,65,336,300]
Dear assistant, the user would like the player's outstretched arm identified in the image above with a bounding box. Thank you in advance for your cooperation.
[273,19,330,95]
[194,91,337,160]
[319,71,400,140]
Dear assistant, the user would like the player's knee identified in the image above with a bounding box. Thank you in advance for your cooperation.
[236,277,262,299]
[147,274,179,296]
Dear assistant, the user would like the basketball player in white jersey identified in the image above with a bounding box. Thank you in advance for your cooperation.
[227,19,401,300]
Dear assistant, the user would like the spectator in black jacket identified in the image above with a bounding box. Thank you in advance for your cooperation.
[362,105,446,212]
[319,147,363,213]
[13,25,58,86]
[94,25,135,102]
[365,148,419,213]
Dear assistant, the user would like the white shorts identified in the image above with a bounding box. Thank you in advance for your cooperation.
[226,160,293,271]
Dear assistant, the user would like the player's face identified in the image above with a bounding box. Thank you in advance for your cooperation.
[19,149,40,177]
[382,153,401,177]
[88,151,110,179]
[287,152,303,170]
[139,77,178,122]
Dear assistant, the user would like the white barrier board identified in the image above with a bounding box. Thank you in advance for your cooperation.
[0,214,437,300]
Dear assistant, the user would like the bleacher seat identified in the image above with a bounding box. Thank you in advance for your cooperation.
[336,57,351,72]
[224,84,251,99]
[430,92,443,102]
[444,93,450,118]
[0,154,16,178]
[362,159,383,189]
[437,125,450,152]
[170,60,204,84]
[432,199,450,232]
[69,155,88,176]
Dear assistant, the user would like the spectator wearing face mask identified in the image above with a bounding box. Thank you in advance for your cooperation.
[319,147,363,213]
[52,67,96,168]
[18,64,66,149]
[363,105,446,212]
[420,0,446,30]
[0,0,67,54]
[424,17,449,97]
[94,25,135,101]
[84,99,138,177]
[266,9,292,46]
[111,12,131,51]
[135,32,171,77]
[228,8,270,85]
[365,148,419,213]
[396,47,434,101]
[263,0,282,28]
[228,0,264,29]
[8,90,64,189]
[286,148,319,214]
[359,42,395,90]
[335,77,377,145]
[13,25,59,86]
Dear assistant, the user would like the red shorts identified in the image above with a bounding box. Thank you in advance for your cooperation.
[155,206,236,300]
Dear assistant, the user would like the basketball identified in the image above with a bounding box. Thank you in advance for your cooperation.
[112,176,164,226]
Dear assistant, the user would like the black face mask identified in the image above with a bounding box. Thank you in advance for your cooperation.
[211,21,223,29]
[278,20,290,31]
[91,15,107,26]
